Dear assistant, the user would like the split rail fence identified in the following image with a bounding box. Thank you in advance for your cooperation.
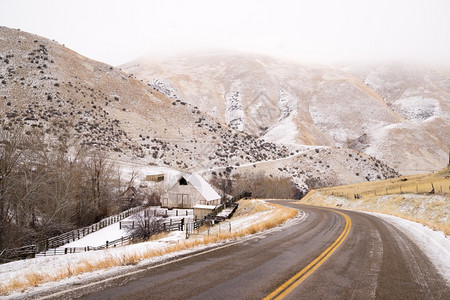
[0,206,143,263]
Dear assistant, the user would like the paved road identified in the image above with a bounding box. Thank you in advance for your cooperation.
[45,201,449,299]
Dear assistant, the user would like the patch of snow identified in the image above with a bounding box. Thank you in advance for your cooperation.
[278,89,297,120]
[115,160,181,185]
[365,211,450,284]
[193,204,216,210]
[148,79,184,102]
[391,96,440,120]
[263,111,299,145]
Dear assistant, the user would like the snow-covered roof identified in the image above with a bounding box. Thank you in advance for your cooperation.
[184,174,221,201]
[193,204,217,210]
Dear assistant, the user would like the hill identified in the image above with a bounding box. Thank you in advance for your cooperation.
[0,27,399,191]
[122,53,450,175]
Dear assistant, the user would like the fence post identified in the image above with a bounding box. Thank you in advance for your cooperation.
[120,222,122,229]
[106,241,109,249]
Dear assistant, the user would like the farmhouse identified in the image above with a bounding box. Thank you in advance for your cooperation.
[161,174,221,209]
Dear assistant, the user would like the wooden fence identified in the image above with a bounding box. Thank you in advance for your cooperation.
[119,218,185,231]
[186,203,239,238]
[1,202,237,262]
[0,206,144,263]
[36,236,135,257]
[230,191,252,203]
[42,206,144,250]
[36,219,186,257]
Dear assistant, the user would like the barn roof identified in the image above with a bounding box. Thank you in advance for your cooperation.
[166,173,221,202]
[184,174,221,201]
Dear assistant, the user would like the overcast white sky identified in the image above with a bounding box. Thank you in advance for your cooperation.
[1,0,449,67]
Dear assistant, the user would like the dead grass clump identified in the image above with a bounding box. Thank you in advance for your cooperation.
[24,272,45,287]
[149,231,168,241]
[237,203,297,236]
[120,252,141,266]
[0,277,25,296]
[73,259,94,274]
[233,199,271,217]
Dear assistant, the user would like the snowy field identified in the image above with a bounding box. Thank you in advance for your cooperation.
[0,203,448,298]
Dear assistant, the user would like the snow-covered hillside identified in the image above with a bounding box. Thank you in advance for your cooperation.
[0,26,402,192]
[122,54,450,175]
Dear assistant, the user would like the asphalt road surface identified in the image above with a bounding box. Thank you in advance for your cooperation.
[42,201,449,299]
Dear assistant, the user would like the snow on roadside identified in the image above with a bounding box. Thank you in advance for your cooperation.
[365,211,450,284]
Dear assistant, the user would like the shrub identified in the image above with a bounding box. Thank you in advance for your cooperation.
[127,214,164,241]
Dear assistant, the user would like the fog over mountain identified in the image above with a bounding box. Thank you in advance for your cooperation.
[0,27,414,191]
[122,53,450,175]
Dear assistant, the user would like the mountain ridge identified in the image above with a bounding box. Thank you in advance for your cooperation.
[1,26,404,191]
[122,52,450,175]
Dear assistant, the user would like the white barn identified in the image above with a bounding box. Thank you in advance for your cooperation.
[161,174,221,209]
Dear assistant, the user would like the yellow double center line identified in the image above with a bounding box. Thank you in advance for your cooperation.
[264,209,352,300]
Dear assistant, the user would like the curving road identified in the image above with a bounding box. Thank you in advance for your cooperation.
[41,201,449,299]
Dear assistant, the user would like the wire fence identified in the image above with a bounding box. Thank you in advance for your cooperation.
[328,181,450,199]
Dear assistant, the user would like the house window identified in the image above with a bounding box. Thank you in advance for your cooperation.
[179,178,187,185]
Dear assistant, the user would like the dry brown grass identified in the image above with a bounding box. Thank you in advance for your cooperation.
[299,167,450,235]
[0,277,24,295]
[320,166,450,199]
[232,199,271,217]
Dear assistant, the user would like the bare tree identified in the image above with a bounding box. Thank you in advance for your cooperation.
[126,213,164,241]
[0,126,127,251]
